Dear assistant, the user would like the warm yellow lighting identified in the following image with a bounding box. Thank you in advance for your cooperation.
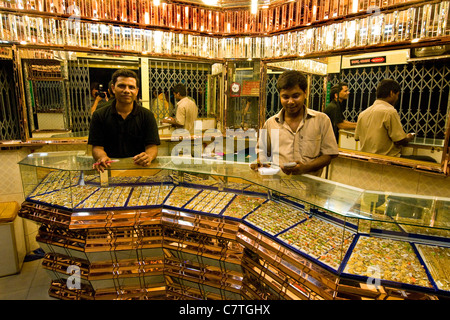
[268,59,327,76]
[153,0,160,6]
[352,0,358,13]
[325,29,334,48]
[251,0,257,15]
[202,0,218,5]
[348,21,356,43]
[154,31,163,52]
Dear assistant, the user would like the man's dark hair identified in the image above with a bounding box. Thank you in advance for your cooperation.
[330,85,340,101]
[376,79,401,99]
[173,83,187,96]
[276,70,308,92]
[111,69,140,87]
[330,82,348,101]
[108,80,114,96]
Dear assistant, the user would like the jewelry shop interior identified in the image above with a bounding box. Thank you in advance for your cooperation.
[0,0,449,301]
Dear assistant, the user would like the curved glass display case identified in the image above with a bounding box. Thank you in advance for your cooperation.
[18,151,450,300]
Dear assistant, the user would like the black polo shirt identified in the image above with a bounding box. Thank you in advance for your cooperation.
[324,99,345,142]
[88,100,160,158]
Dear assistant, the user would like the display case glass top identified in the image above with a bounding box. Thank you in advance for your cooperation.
[18,151,450,233]
[17,151,450,296]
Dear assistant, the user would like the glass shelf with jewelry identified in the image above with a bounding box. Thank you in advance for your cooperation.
[17,151,450,300]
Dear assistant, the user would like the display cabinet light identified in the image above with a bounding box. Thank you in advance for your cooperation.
[202,0,218,5]
[251,0,257,15]
[143,12,150,24]
[76,212,91,217]
[352,0,358,14]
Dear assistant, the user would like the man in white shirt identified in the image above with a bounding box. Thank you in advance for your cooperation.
[162,83,198,134]
[251,70,339,176]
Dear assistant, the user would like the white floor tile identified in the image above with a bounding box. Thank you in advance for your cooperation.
[0,258,56,300]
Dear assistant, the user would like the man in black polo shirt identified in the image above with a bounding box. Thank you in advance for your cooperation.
[88,69,160,172]
[324,82,356,144]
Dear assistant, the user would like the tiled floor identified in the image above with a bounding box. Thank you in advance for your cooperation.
[0,258,56,300]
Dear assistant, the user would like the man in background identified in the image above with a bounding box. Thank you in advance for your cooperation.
[324,82,356,143]
[89,82,109,115]
[355,79,414,157]
[152,89,173,120]
[91,80,115,114]
[162,83,198,134]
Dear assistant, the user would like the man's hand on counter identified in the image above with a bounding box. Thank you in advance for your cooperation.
[133,152,153,167]
[92,156,112,173]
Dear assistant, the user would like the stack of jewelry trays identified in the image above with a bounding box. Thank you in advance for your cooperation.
[184,189,234,214]
[245,201,308,235]
[224,182,251,191]
[109,186,132,207]
[369,215,403,232]
[31,185,98,209]
[127,185,173,207]
[400,223,450,238]
[83,174,100,184]
[283,195,307,208]
[277,217,355,270]
[107,176,141,185]
[82,175,142,186]
[164,186,201,208]
[222,195,266,219]
[281,179,307,190]
[138,174,172,184]
[209,193,235,215]
[95,187,118,208]
[182,173,218,187]
[280,180,309,203]
[83,173,172,186]
[416,244,450,291]
[320,209,359,226]
[344,237,432,288]
[76,187,107,209]
[245,184,268,194]
[29,171,80,197]
[76,186,131,209]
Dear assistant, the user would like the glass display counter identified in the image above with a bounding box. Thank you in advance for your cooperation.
[18,151,450,300]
